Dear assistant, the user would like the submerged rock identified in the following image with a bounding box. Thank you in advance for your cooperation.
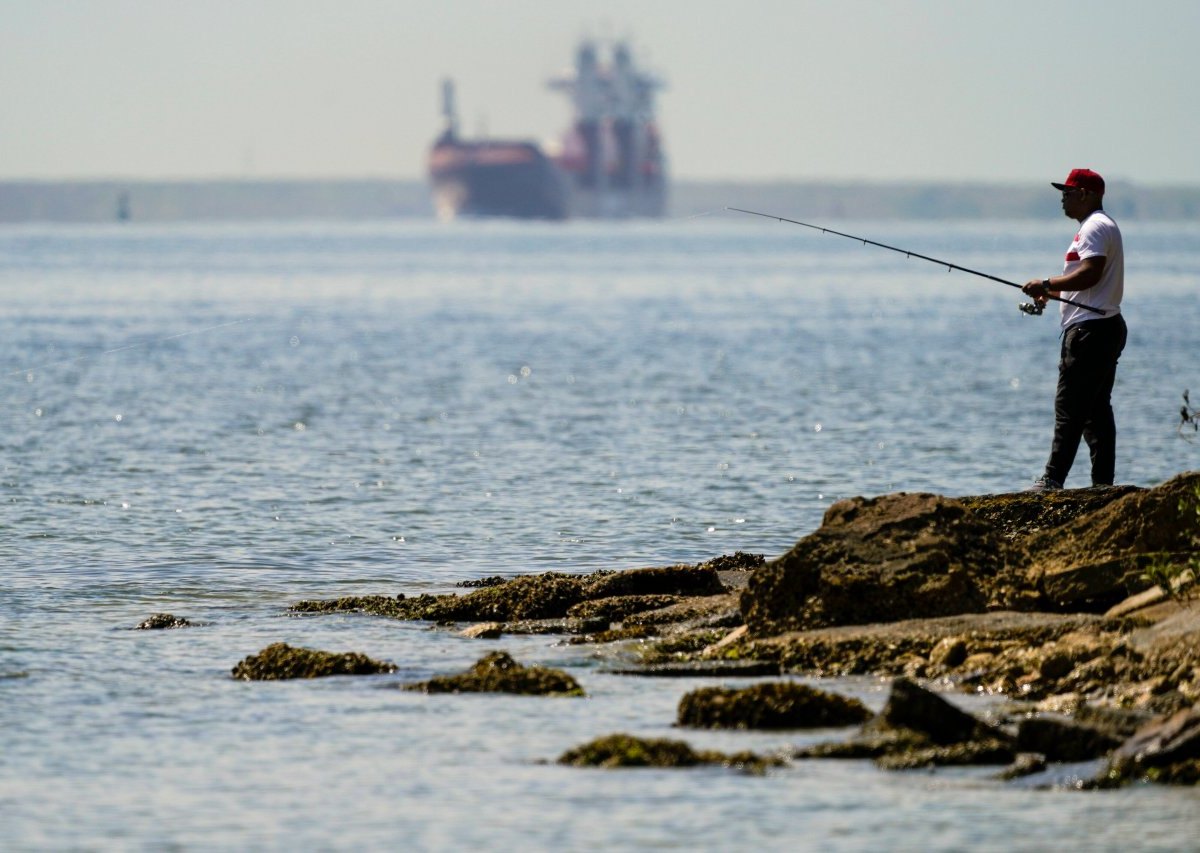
[135,613,193,630]
[741,492,1022,636]
[557,733,782,772]
[404,651,584,696]
[231,642,397,681]
[677,681,871,730]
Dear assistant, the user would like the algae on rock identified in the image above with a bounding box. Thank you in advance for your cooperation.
[405,651,584,696]
[232,642,397,681]
[291,562,728,625]
[677,681,871,730]
[557,733,782,773]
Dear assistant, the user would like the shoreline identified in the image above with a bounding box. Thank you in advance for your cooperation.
[228,471,1200,786]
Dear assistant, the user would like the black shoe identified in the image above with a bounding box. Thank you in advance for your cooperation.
[1026,475,1063,492]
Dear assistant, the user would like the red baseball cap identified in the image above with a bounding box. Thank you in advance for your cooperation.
[1051,168,1105,195]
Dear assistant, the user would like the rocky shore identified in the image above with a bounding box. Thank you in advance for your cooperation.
[252,471,1200,786]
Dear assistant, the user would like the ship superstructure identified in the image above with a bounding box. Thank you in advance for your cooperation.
[427,40,667,221]
[548,40,667,218]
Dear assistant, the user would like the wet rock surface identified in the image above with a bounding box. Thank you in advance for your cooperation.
[404,651,584,696]
[231,642,397,681]
[135,613,194,630]
[557,733,782,772]
[677,681,871,730]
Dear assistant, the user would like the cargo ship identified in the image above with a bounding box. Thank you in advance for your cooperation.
[428,40,667,220]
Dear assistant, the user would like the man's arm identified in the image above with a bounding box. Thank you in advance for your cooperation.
[1022,256,1106,299]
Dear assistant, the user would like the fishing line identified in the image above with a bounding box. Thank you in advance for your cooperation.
[726,206,1104,316]
[7,316,258,378]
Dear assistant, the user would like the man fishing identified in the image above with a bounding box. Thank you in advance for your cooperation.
[1022,168,1127,491]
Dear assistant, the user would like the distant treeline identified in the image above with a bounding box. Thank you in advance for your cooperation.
[2,178,1199,223]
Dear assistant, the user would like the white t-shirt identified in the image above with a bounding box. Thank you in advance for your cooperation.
[1059,210,1123,329]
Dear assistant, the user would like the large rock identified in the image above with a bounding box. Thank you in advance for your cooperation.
[741,493,1021,635]
[1026,471,1200,611]
[676,681,871,730]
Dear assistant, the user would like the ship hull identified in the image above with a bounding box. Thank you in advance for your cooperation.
[429,141,568,221]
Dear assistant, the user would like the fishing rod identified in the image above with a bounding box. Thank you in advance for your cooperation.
[726,207,1104,316]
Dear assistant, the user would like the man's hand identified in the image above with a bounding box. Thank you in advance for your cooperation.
[1022,278,1051,303]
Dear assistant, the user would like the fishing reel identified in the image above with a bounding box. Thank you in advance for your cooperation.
[1018,301,1045,316]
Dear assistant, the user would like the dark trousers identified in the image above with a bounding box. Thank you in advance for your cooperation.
[1045,313,1128,486]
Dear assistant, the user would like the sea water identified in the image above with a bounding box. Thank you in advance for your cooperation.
[1,217,1198,850]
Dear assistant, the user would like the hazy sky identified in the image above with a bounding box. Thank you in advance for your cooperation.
[4,0,1198,185]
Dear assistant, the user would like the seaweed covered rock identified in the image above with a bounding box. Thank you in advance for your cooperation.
[405,651,584,696]
[135,613,193,630]
[677,681,871,730]
[557,733,782,772]
[1026,471,1200,611]
[290,594,413,618]
[586,564,726,599]
[567,594,682,621]
[959,486,1138,543]
[697,552,766,572]
[291,561,729,625]
[741,493,1021,636]
[232,642,397,681]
